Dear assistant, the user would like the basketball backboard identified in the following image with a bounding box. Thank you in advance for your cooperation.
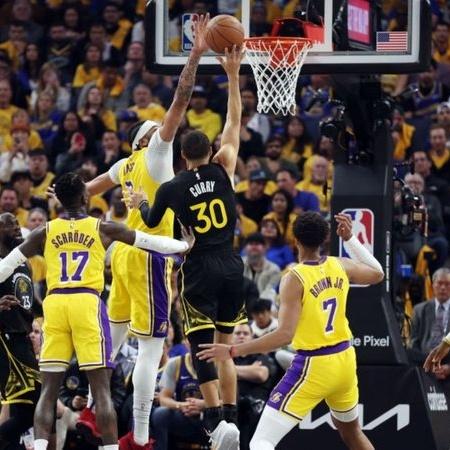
[145,0,430,75]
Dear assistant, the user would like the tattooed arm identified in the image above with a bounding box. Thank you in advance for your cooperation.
[159,14,210,142]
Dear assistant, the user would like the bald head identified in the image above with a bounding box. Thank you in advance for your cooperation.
[0,212,23,249]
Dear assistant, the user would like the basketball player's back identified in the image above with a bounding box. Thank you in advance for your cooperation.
[267,256,358,421]
[291,256,351,351]
[41,215,112,370]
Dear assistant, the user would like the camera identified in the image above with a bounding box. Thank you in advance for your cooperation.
[319,100,346,142]
[393,166,427,235]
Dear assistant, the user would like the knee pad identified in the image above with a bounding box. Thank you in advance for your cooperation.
[188,329,218,385]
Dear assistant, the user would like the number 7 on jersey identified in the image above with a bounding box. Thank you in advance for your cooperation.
[323,297,337,333]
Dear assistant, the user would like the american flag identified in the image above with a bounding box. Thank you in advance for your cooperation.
[376,31,408,52]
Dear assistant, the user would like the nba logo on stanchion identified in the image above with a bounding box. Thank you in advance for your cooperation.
[339,208,374,257]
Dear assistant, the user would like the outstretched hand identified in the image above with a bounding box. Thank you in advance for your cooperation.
[123,186,147,209]
[335,213,353,241]
[0,295,20,311]
[216,45,245,76]
[47,184,61,209]
[424,341,450,373]
[192,13,210,55]
[178,219,195,253]
[196,343,232,363]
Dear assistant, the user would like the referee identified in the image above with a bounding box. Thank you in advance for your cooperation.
[0,213,40,449]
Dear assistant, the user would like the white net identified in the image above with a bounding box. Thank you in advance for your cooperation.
[244,38,312,116]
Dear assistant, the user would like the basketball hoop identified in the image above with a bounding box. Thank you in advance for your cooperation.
[244,36,315,116]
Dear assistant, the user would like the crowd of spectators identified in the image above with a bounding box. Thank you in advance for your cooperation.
[0,0,449,449]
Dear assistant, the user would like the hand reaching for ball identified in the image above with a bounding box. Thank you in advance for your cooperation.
[192,14,210,55]
[216,45,245,76]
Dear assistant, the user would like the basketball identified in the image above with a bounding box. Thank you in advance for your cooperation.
[205,15,245,54]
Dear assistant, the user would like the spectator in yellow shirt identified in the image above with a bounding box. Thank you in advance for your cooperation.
[436,102,450,139]
[263,189,297,247]
[2,109,43,153]
[102,2,132,50]
[128,83,166,123]
[72,43,102,89]
[234,203,258,251]
[0,21,27,70]
[433,21,450,65]
[0,186,28,228]
[28,149,55,200]
[296,155,331,214]
[77,60,126,112]
[0,79,19,138]
[186,86,222,142]
[281,116,314,174]
[79,85,117,137]
[391,106,416,162]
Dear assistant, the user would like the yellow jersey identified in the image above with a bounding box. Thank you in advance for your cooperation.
[44,216,105,293]
[119,149,174,237]
[290,256,351,350]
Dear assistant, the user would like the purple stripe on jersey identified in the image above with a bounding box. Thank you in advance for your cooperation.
[99,300,114,369]
[296,340,350,357]
[267,354,309,412]
[49,287,100,296]
[150,254,170,338]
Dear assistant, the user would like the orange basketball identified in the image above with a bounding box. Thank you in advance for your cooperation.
[205,15,245,54]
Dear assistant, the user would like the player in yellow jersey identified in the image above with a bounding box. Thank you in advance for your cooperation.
[0,173,194,450]
[75,15,211,449]
[198,212,384,450]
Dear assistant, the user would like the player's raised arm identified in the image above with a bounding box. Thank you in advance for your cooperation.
[99,220,194,254]
[159,14,210,142]
[212,46,244,180]
[336,213,384,285]
[86,171,119,196]
[196,271,302,362]
[0,226,46,283]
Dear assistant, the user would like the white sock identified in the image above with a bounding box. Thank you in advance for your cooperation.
[103,446,118,450]
[132,337,164,446]
[249,406,298,450]
[34,439,49,450]
[98,447,104,450]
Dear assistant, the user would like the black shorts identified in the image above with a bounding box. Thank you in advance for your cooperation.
[0,333,40,405]
[179,250,247,335]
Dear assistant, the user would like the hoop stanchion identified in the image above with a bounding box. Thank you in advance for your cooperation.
[244,37,314,116]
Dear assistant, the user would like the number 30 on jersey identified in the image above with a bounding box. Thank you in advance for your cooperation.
[190,198,228,233]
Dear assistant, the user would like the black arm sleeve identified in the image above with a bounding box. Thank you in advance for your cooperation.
[138,182,172,228]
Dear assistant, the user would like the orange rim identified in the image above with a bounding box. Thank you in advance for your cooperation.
[244,36,315,50]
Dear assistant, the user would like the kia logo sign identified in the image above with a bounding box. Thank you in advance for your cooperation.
[300,404,410,431]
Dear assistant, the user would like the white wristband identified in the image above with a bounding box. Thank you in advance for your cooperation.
[343,235,384,274]
[133,230,189,254]
[0,247,27,283]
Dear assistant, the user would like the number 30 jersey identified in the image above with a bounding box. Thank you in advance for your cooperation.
[290,257,351,351]
[146,163,237,255]
[44,216,105,293]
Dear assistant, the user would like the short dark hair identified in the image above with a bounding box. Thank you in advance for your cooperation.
[54,172,85,209]
[181,130,210,160]
[251,299,272,314]
[0,185,17,197]
[276,168,298,181]
[435,20,450,30]
[293,212,329,249]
